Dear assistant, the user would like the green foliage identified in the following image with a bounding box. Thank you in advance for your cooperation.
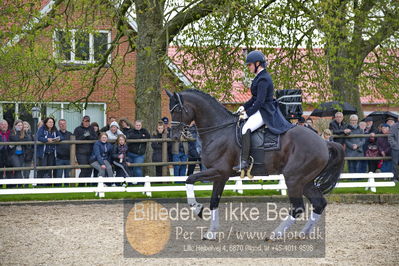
[172,0,399,108]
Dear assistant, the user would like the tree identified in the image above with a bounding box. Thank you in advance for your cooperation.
[171,0,399,117]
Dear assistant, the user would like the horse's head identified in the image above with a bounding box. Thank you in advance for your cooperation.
[165,89,195,140]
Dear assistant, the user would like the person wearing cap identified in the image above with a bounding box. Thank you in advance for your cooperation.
[100,116,117,133]
[73,115,98,182]
[106,121,124,140]
[233,50,294,171]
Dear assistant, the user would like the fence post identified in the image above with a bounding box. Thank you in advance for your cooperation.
[162,132,168,176]
[70,136,77,178]
[235,180,244,194]
[366,172,377,193]
[279,176,287,195]
[144,176,152,197]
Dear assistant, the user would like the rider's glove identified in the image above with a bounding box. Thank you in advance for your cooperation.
[236,106,245,113]
[239,112,248,120]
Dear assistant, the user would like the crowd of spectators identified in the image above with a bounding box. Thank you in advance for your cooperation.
[0,114,204,188]
[1,109,398,187]
[296,111,398,181]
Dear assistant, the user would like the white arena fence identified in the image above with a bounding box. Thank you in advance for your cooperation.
[0,172,395,198]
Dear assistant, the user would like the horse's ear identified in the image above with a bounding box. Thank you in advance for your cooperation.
[165,89,173,98]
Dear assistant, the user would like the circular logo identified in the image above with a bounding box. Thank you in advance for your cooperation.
[125,200,171,256]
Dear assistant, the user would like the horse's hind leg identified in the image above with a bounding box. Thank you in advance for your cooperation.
[203,180,227,240]
[269,183,304,240]
[300,181,327,236]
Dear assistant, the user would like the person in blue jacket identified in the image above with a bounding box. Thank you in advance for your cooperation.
[37,117,60,184]
[90,132,113,178]
[233,50,294,171]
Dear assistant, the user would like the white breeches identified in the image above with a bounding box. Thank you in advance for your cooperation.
[242,111,265,134]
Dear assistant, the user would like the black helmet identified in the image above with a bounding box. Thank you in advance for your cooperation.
[245,50,266,67]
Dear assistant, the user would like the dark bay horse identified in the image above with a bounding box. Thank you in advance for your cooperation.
[166,89,345,240]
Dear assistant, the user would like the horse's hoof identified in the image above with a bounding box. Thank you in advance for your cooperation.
[202,231,217,241]
[197,205,204,219]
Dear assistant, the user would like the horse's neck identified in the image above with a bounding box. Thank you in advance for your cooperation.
[186,96,234,141]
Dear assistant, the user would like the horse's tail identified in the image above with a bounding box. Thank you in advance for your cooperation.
[314,141,345,194]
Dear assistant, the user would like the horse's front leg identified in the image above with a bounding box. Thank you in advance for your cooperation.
[203,180,227,241]
[185,168,221,218]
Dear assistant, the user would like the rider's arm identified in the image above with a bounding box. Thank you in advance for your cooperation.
[245,79,268,117]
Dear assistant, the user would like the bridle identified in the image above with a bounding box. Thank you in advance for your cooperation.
[170,92,237,138]
[170,92,191,138]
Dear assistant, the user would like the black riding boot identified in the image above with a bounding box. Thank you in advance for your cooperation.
[233,129,251,171]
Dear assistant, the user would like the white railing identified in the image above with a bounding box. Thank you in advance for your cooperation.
[0,172,395,198]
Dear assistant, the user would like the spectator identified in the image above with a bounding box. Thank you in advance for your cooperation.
[187,122,203,176]
[172,137,189,176]
[321,129,333,141]
[106,121,124,140]
[119,118,134,135]
[161,117,173,162]
[151,122,168,176]
[100,116,117,132]
[386,117,396,127]
[9,120,30,188]
[329,112,350,146]
[37,117,60,185]
[0,120,11,182]
[363,117,378,173]
[359,121,367,131]
[126,120,150,177]
[112,134,132,180]
[74,116,98,183]
[56,119,72,185]
[22,121,34,179]
[345,114,366,173]
[304,118,318,134]
[388,121,399,182]
[377,124,392,173]
[364,117,376,133]
[90,133,113,179]
[91,122,100,138]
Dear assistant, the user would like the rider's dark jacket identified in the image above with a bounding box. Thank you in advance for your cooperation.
[243,69,294,134]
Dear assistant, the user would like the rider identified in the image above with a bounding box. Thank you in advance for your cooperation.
[233,50,294,171]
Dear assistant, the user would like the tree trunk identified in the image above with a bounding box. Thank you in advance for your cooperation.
[135,0,167,175]
[327,46,364,118]
[135,0,166,128]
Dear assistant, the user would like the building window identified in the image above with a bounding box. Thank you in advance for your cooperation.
[53,29,111,65]
[0,102,106,132]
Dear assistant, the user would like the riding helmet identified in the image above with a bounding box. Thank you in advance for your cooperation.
[245,50,267,67]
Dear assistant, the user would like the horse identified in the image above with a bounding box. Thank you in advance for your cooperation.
[165,89,345,240]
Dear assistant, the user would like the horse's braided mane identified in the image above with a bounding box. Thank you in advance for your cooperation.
[183,89,234,118]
